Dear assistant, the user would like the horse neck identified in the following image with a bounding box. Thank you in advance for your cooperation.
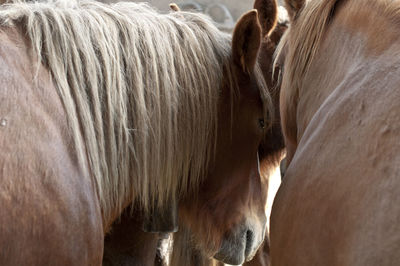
[295,1,400,140]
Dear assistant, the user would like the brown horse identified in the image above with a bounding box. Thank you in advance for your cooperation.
[103,2,279,264]
[272,0,400,265]
[103,1,279,264]
[104,2,288,263]
[169,0,287,265]
[0,0,272,264]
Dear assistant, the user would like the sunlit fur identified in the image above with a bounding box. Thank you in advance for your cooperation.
[0,0,271,224]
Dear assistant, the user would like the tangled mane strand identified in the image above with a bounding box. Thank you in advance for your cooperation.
[0,0,245,223]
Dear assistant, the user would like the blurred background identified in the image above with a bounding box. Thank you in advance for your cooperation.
[99,0,285,32]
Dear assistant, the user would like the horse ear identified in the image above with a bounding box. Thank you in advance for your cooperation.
[253,0,278,37]
[232,10,262,74]
[169,3,180,12]
[284,0,306,21]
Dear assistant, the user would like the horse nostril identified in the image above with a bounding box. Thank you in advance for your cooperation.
[245,230,254,257]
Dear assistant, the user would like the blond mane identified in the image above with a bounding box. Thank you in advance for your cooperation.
[0,0,271,224]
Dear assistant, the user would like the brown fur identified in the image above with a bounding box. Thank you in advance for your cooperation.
[0,25,104,265]
[272,0,400,265]
[232,10,262,74]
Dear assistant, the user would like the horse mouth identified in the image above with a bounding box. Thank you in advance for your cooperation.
[213,228,260,265]
[214,245,245,265]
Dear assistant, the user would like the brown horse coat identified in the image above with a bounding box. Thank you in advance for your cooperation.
[0,26,103,265]
[272,0,400,265]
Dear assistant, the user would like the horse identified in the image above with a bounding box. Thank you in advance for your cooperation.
[271,0,400,265]
[90,1,287,264]
[169,0,288,265]
[0,0,273,264]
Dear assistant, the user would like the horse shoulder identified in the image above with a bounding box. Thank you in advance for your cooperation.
[0,27,103,265]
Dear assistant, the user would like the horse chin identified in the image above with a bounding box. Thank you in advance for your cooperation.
[213,223,265,265]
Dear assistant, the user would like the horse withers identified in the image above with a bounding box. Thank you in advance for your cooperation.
[272,0,400,265]
[0,0,271,265]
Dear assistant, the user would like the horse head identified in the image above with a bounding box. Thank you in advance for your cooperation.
[176,5,284,264]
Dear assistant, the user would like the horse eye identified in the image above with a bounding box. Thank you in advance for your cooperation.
[258,118,265,129]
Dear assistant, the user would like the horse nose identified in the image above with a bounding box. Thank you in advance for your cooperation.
[214,221,266,264]
[245,229,255,259]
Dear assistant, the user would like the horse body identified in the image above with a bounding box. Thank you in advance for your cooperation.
[0,1,271,264]
[272,0,400,265]
[0,26,103,264]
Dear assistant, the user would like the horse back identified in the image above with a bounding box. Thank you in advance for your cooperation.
[0,27,103,265]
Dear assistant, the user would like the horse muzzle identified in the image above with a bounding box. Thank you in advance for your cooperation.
[213,220,266,265]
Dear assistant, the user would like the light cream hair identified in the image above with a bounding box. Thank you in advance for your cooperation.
[0,0,271,223]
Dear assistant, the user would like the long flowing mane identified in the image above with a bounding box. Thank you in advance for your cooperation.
[0,0,271,223]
